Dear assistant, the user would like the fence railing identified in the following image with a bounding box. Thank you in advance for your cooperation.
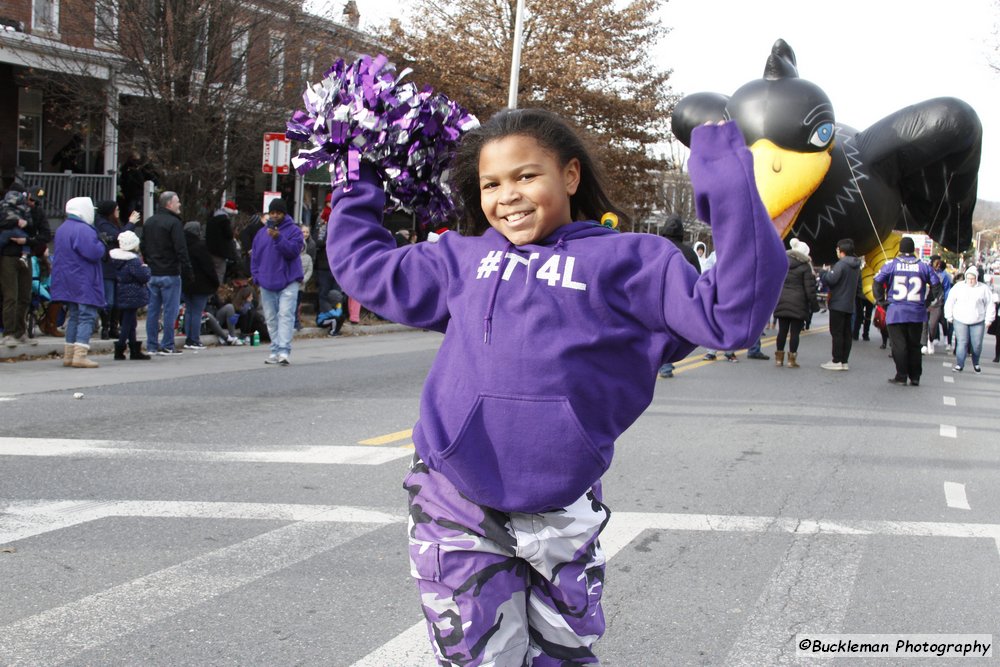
[23,171,117,214]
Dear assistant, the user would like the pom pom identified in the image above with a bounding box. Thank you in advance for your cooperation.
[287,54,479,226]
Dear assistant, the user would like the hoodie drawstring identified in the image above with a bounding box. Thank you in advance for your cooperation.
[484,241,514,344]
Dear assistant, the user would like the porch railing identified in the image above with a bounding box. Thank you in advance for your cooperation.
[23,171,117,214]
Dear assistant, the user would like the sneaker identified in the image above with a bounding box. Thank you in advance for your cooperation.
[17,334,37,347]
[277,355,290,366]
[264,355,279,365]
[887,377,907,385]
[702,353,717,361]
[862,334,870,341]
[946,344,952,352]
[820,361,844,371]
[2,335,16,348]
[952,364,962,372]
[158,348,183,356]
[920,346,928,355]
[226,336,244,346]
[841,363,849,371]
[658,364,673,379]
[746,352,770,360]
[724,354,738,363]
[909,379,920,387]
[183,342,206,350]
[974,365,982,374]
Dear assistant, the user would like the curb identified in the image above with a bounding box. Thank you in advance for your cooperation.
[0,321,416,363]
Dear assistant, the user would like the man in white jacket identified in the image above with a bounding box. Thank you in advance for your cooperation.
[944,265,997,373]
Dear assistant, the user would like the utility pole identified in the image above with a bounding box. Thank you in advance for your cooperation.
[507,0,526,109]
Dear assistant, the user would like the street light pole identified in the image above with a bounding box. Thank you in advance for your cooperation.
[507,0,526,109]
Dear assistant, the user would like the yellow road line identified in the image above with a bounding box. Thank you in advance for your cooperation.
[672,326,829,375]
[358,429,413,446]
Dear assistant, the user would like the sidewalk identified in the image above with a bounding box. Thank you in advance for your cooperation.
[0,318,413,362]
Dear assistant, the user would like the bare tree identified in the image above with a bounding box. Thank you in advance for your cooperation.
[383,0,677,229]
[26,0,371,215]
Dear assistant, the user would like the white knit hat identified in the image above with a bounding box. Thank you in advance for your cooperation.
[789,237,811,258]
[965,265,979,278]
[118,230,140,252]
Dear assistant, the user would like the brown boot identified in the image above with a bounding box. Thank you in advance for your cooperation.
[42,303,63,337]
[71,343,99,368]
[775,350,784,367]
[787,352,800,368]
[63,343,74,367]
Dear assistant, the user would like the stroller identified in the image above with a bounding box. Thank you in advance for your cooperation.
[28,254,61,338]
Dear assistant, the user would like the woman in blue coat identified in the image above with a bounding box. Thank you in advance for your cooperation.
[51,197,105,368]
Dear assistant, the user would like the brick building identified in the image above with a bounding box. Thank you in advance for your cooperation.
[0,0,378,217]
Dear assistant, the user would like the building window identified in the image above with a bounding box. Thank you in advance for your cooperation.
[18,89,44,172]
[300,48,314,83]
[231,29,248,87]
[32,0,59,35]
[270,33,285,91]
[94,0,118,47]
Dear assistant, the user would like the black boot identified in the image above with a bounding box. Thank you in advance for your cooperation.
[128,341,151,360]
[100,310,110,340]
[114,341,127,360]
[108,308,121,339]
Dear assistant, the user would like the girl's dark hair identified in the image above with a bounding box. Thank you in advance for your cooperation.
[450,108,629,234]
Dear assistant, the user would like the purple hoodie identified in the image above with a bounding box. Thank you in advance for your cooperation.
[328,121,786,513]
[250,214,304,290]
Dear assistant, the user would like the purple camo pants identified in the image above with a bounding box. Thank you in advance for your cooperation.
[405,458,610,666]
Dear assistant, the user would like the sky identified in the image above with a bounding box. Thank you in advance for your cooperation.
[316,0,1000,201]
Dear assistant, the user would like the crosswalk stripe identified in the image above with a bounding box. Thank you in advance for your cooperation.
[725,536,865,666]
[0,520,382,666]
[0,437,411,466]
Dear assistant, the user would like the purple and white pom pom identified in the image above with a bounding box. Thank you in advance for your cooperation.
[287,54,478,226]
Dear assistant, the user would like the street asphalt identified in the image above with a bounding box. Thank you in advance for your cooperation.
[1,313,999,666]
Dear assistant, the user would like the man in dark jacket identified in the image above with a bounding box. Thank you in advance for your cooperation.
[1,185,50,346]
[205,200,240,283]
[181,221,220,349]
[140,191,192,355]
[819,238,862,371]
[659,215,702,377]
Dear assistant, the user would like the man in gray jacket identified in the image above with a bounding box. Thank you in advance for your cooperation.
[820,238,862,371]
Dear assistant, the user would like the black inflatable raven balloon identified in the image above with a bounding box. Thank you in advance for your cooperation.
[672,39,982,297]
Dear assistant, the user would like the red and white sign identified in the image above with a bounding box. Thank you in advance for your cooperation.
[262,132,290,175]
[262,191,282,213]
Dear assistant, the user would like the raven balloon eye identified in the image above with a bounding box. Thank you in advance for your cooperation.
[809,123,834,148]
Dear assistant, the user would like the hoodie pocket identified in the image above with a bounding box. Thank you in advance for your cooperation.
[439,393,609,513]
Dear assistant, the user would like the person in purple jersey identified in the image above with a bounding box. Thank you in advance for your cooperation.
[873,236,942,386]
[328,109,787,666]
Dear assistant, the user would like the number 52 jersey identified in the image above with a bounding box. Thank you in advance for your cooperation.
[873,255,941,325]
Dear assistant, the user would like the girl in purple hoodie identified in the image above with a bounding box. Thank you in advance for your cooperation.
[328,108,786,665]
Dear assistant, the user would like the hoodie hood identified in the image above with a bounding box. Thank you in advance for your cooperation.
[841,255,862,269]
[65,197,95,225]
[787,249,811,265]
[537,220,619,246]
[662,216,685,241]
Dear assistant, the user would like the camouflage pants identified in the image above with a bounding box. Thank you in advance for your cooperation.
[405,459,610,667]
